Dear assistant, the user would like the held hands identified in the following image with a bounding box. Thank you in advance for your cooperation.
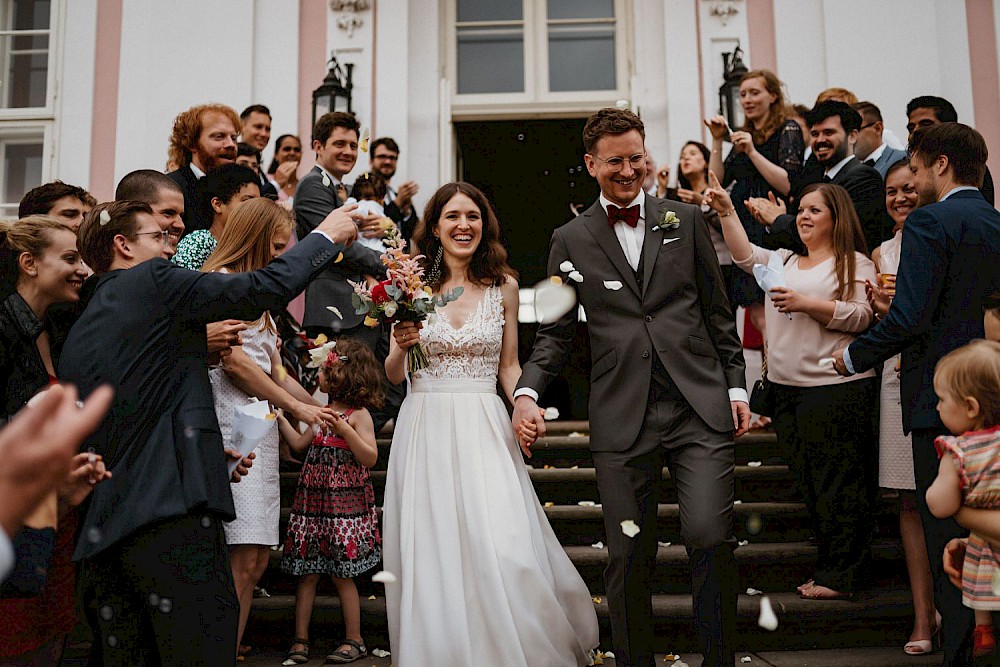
[317,202,360,246]
[831,349,851,377]
[746,192,786,227]
[704,115,730,141]
[226,449,255,483]
[703,171,735,215]
[511,396,546,458]
[393,321,423,350]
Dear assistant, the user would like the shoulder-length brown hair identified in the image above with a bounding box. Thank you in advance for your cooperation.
[321,337,385,411]
[740,69,789,145]
[202,197,293,332]
[412,182,517,289]
[797,183,868,301]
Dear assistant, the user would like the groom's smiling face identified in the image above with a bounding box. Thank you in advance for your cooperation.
[585,129,647,207]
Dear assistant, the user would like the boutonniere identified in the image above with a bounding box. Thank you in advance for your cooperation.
[651,210,680,232]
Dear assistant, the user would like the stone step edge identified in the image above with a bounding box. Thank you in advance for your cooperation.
[372,431,779,449]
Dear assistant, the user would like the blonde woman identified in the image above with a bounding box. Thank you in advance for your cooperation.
[202,198,337,659]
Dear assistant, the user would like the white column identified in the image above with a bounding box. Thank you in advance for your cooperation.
[54,0,98,188]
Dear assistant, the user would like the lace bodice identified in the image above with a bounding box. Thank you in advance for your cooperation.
[412,285,503,381]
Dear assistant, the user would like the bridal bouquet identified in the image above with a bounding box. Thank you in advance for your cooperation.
[350,226,463,371]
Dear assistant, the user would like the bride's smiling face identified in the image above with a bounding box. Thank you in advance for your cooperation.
[436,193,483,261]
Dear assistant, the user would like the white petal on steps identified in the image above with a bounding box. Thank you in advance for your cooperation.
[758,595,778,631]
[620,519,640,538]
[746,587,762,596]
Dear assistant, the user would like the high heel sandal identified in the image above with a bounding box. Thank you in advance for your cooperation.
[903,612,941,656]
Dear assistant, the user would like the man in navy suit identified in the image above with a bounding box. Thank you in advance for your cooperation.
[834,123,1000,667]
[853,101,908,178]
[60,199,358,665]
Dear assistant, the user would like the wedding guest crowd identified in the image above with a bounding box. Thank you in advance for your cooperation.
[2,71,1000,667]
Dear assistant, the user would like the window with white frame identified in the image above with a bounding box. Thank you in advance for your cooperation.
[0,0,54,219]
[451,0,627,107]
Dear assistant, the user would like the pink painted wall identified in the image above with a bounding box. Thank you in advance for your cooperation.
[965,0,1000,174]
[745,0,777,73]
[298,0,328,173]
[88,0,123,201]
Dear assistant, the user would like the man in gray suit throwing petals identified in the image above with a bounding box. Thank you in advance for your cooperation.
[513,108,750,667]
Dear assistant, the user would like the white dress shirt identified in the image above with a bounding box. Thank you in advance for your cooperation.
[862,143,887,165]
[599,191,646,270]
[824,155,856,181]
[189,162,206,179]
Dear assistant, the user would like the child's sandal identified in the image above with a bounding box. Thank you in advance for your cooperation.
[325,638,367,663]
[282,638,310,665]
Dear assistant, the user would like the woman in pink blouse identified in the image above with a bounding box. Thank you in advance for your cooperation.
[705,175,878,600]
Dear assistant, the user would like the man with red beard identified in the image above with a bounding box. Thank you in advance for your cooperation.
[167,104,240,236]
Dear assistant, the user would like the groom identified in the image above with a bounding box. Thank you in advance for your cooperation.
[513,108,750,667]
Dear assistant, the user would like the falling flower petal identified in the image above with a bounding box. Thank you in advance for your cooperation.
[738,540,749,547]
[313,333,329,345]
[544,502,554,507]
[592,596,602,604]
[746,587,762,596]
[550,275,564,286]
[334,252,344,263]
[568,270,584,283]
[371,648,390,658]
[326,306,344,319]
[543,407,560,420]
[604,652,614,658]
[372,570,397,583]
[620,519,641,538]
[747,461,762,467]
[359,127,371,153]
[664,654,678,661]
[559,260,576,273]
[591,541,604,549]
[758,595,778,631]
[578,501,596,507]
[322,173,331,187]
[533,278,577,324]
[99,210,111,225]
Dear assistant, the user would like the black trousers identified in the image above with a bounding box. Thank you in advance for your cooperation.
[592,388,737,667]
[306,321,405,433]
[913,428,975,666]
[80,513,238,666]
[772,378,878,593]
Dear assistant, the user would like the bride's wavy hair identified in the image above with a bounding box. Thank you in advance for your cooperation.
[412,182,517,289]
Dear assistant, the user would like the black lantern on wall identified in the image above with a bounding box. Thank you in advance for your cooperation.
[718,44,748,130]
[312,56,354,129]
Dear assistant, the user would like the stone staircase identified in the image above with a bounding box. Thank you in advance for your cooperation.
[248,421,918,656]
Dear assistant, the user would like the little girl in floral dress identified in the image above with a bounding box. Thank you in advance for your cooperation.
[277,338,384,664]
[926,339,1000,658]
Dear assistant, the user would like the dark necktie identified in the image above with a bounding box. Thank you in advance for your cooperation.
[863,158,876,167]
[822,175,833,184]
[607,204,640,228]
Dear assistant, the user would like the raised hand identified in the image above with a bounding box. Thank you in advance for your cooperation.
[703,170,735,214]
[731,130,756,156]
[746,192,785,226]
[675,188,704,205]
[704,115,730,141]
[274,160,299,188]
[656,166,670,190]
[317,202,360,246]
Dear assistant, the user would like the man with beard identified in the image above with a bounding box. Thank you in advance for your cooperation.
[167,104,240,235]
[748,100,891,254]
[370,137,419,240]
[833,122,1000,667]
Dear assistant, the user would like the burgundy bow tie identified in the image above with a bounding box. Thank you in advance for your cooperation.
[607,204,640,228]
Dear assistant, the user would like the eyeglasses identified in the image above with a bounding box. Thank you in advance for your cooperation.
[859,122,879,131]
[591,152,647,173]
[134,230,171,245]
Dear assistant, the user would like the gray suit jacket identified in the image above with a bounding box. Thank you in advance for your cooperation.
[293,166,384,330]
[869,146,908,179]
[517,195,745,451]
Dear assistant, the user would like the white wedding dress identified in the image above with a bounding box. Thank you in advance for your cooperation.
[383,285,599,666]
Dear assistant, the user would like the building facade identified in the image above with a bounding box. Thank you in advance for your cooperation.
[1,0,996,226]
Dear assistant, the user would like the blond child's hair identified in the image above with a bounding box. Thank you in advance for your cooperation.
[934,339,1000,428]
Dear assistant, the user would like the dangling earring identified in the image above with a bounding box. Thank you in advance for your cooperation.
[427,245,444,285]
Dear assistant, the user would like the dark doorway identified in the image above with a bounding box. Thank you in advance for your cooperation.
[456,118,599,419]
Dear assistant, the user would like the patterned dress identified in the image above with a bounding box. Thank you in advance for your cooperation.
[936,426,1000,609]
[172,229,217,270]
[281,409,381,578]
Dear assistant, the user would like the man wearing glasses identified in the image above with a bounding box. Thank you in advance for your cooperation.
[514,107,749,667]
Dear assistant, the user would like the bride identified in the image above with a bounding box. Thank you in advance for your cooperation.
[383,182,599,666]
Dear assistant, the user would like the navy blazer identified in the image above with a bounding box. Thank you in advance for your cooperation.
[60,232,343,560]
[847,189,1000,432]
